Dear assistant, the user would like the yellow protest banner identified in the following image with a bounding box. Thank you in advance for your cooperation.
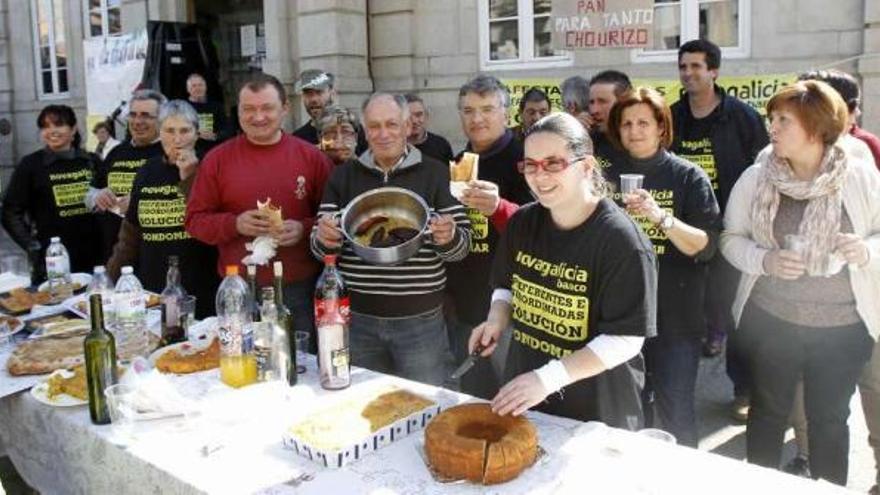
[502,73,796,126]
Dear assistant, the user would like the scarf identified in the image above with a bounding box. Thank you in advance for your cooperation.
[750,144,848,276]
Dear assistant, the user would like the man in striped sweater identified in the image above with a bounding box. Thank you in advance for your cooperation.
[311,93,471,386]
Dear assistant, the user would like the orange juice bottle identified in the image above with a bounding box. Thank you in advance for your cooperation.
[216,265,256,388]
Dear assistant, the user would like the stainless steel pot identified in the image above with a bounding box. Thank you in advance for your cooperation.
[338,187,436,266]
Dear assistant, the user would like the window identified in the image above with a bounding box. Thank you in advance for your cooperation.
[31,0,68,98]
[478,0,572,70]
[634,0,749,62]
[84,0,122,38]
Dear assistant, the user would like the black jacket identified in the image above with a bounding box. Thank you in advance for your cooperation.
[670,85,768,212]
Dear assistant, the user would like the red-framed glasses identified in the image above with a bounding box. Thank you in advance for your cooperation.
[516,156,585,175]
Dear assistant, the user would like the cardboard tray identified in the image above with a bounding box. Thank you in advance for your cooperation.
[282,391,441,469]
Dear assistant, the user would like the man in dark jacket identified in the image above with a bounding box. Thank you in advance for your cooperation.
[445,75,534,398]
[669,39,769,420]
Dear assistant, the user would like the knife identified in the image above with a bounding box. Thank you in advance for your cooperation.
[449,342,487,381]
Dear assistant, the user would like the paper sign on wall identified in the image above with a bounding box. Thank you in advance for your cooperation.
[551,0,654,50]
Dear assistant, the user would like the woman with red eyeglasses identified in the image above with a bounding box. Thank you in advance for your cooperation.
[468,112,658,426]
[604,87,722,447]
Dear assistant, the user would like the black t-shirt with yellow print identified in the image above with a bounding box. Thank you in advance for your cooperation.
[445,130,533,324]
[91,140,164,259]
[126,155,218,316]
[1,148,101,272]
[491,199,657,424]
[605,149,721,338]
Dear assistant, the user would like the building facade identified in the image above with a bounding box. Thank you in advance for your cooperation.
[0,0,878,168]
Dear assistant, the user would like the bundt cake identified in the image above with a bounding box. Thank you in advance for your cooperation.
[424,403,538,484]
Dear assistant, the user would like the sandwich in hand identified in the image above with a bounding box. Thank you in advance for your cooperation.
[257,197,284,233]
[449,152,479,199]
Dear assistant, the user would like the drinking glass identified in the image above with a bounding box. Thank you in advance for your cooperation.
[637,428,677,444]
[619,174,644,196]
[784,234,808,257]
[0,254,28,277]
[178,295,197,334]
[294,331,310,374]
[105,383,138,445]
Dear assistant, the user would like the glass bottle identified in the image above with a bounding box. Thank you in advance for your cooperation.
[160,256,187,346]
[273,261,297,385]
[84,293,118,424]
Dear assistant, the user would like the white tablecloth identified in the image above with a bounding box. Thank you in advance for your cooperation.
[0,356,851,495]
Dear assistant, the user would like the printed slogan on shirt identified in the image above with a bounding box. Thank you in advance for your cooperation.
[678,137,717,191]
[466,208,489,254]
[138,185,190,242]
[612,188,674,255]
[510,251,590,359]
[49,169,90,218]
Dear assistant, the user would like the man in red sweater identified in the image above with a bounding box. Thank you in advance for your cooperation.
[185,73,332,337]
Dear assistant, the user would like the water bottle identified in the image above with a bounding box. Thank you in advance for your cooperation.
[45,237,72,303]
[314,254,350,390]
[113,266,147,363]
[87,266,115,324]
[216,265,256,388]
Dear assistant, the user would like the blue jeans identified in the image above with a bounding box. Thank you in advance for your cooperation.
[282,277,317,353]
[643,335,701,448]
[350,306,453,386]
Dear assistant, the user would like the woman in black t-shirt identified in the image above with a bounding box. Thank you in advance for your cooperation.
[605,87,721,447]
[106,100,218,318]
[1,105,101,277]
[468,112,657,426]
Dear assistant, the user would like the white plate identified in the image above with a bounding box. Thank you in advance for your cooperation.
[38,273,92,293]
[0,273,31,294]
[30,370,88,407]
[148,337,217,368]
[28,318,89,340]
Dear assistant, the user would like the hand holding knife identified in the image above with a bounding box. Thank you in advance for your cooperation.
[449,340,493,381]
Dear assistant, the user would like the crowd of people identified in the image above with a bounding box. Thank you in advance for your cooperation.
[2,38,879,491]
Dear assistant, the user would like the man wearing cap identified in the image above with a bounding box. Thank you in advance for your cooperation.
[293,69,367,154]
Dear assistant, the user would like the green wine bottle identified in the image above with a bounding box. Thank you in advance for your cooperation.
[84,293,118,424]
[273,261,297,386]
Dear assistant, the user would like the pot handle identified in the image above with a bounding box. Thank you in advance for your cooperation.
[423,211,441,243]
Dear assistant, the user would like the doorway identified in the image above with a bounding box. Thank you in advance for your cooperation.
[192,0,266,126]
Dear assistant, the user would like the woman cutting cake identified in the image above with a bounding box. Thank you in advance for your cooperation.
[469,112,657,427]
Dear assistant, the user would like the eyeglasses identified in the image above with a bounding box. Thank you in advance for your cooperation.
[459,105,502,120]
[129,112,157,121]
[320,128,357,142]
[517,156,585,175]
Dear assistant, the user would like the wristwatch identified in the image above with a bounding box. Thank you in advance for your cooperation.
[658,211,675,231]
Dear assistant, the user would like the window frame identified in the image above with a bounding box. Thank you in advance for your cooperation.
[478,0,573,71]
[82,0,122,39]
[31,0,69,100]
[631,0,750,64]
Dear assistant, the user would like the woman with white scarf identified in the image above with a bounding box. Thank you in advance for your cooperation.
[721,80,880,486]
